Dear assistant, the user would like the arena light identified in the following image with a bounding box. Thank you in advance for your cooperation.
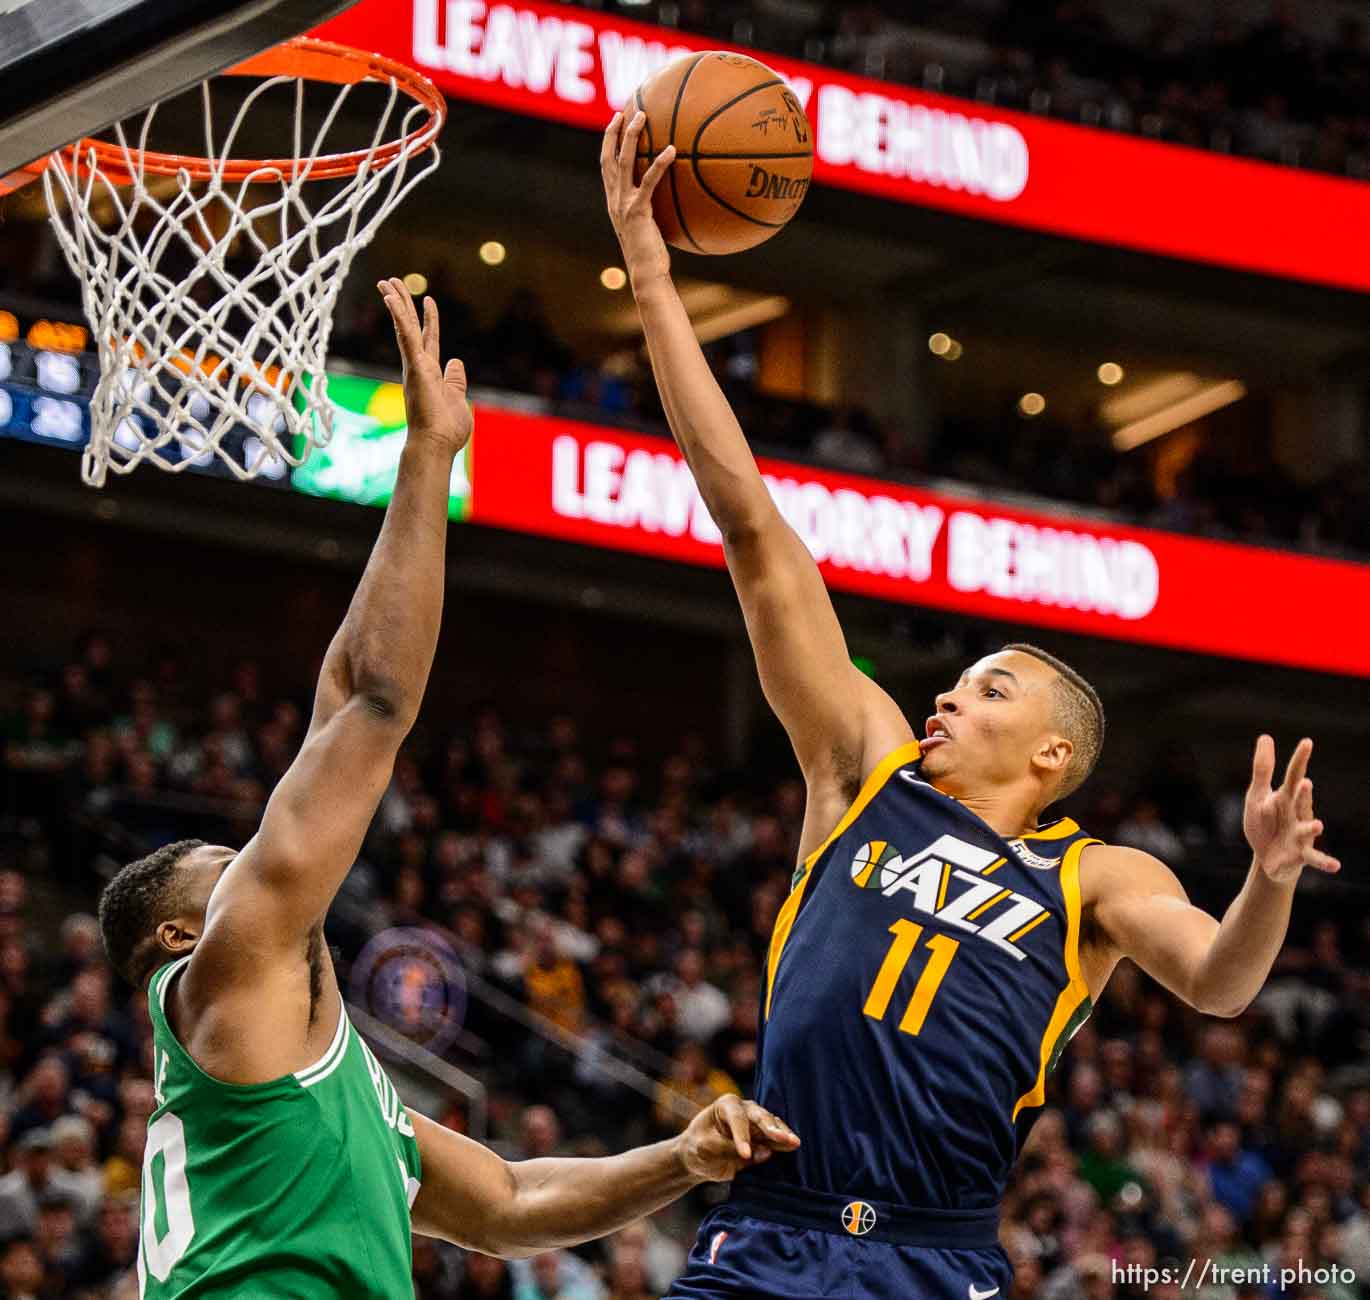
[402,272,428,296]
[928,332,952,356]
[479,240,506,266]
[1112,380,1248,451]
[600,267,627,291]
[1018,392,1046,417]
[1097,362,1124,386]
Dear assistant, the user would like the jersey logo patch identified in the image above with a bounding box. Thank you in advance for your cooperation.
[841,1201,877,1235]
[1008,839,1059,870]
[854,833,1053,962]
[850,840,903,889]
[968,1286,1000,1300]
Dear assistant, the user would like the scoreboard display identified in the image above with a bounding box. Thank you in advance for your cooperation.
[0,309,95,448]
[0,307,290,485]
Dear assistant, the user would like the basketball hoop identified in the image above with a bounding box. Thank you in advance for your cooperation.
[37,37,445,487]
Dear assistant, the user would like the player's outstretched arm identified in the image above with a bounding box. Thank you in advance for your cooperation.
[408,1096,798,1257]
[193,281,472,974]
[1086,736,1339,1018]
[602,112,911,833]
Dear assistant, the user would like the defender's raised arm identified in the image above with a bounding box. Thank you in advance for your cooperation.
[602,112,912,849]
[183,281,471,1018]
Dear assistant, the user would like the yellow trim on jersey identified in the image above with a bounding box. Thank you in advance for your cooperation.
[967,886,1011,920]
[1011,835,1100,1120]
[982,857,1007,876]
[1023,817,1080,841]
[766,739,923,1018]
[934,865,950,911]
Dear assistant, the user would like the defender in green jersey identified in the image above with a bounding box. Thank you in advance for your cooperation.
[98,280,800,1299]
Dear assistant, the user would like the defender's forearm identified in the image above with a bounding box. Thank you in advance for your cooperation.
[1192,859,1296,1016]
[635,276,777,540]
[499,1138,698,1256]
[328,440,455,724]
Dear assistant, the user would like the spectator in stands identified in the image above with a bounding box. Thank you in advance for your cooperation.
[47,1116,101,1226]
[523,922,588,1036]
[458,1250,516,1300]
[517,1104,564,1162]
[512,1248,604,1300]
[1204,1118,1273,1227]
[1185,1025,1245,1122]
[652,1042,739,1134]
[0,1236,46,1300]
[668,949,729,1044]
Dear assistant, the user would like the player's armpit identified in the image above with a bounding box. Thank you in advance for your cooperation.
[1084,845,1227,1014]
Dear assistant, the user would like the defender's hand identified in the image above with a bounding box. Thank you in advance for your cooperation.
[601,110,675,292]
[678,1095,800,1183]
[1244,736,1340,884]
[378,277,473,455]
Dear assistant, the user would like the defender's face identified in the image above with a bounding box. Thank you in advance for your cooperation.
[174,845,237,936]
[919,651,1061,793]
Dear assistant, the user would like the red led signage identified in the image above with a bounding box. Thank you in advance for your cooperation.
[314,0,1370,293]
[464,408,1370,677]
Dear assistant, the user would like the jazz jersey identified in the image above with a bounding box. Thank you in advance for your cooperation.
[137,956,423,1298]
[743,740,1099,1211]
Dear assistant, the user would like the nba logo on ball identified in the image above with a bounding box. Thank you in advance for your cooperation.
[850,841,902,890]
[841,1201,877,1236]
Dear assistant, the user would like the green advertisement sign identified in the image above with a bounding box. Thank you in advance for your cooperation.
[291,373,472,519]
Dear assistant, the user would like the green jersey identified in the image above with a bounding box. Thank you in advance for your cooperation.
[138,956,423,1298]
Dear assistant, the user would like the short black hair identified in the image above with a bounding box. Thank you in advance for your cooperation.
[1001,643,1106,799]
[98,839,206,988]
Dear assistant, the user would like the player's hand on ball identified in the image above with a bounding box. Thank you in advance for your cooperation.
[679,1095,800,1183]
[378,277,473,455]
[1244,735,1340,884]
[601,110,674,292]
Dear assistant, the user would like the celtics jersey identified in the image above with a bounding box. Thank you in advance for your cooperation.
[138,956,422,1298]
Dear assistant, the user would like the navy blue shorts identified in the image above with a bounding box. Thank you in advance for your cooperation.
[666,1184,1013,1300]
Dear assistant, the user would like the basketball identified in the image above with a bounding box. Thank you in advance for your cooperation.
[632,52,813,256]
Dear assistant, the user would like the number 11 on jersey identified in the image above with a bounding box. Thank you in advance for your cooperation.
[862,919,959,1036]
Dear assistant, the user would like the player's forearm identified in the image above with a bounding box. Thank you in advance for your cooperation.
[1190,859,1296,1016]
[495,1137,698,1257]
[634,275,778,542]
[327,438,455,726]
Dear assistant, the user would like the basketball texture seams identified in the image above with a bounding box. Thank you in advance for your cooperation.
[631,51,813,255]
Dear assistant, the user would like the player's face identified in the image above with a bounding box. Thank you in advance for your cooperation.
[175,844,237,937]
[919,651,1063,795]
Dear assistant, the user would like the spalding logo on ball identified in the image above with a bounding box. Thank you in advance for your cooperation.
[632,52,814,255]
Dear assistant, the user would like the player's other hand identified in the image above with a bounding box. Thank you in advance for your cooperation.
[1244,735,1340,885]
[378,277,473,456]
[601,110,675,293]
[678,1094,800,1183]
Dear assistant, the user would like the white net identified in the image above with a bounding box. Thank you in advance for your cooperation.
[43,46,442,486]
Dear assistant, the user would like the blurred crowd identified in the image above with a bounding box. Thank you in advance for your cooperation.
[1,634,1368,1297]
[627,0,1370,177]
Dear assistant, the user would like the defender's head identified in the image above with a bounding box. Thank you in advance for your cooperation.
[98,840,236,988]
[918,644,1105,812]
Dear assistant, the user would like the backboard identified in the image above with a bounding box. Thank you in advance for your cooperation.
[0,0,359,185]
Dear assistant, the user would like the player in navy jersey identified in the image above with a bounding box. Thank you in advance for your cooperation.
[603,110,1341,1300]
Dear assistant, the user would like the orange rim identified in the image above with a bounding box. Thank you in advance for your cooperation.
[25,36,445,188]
